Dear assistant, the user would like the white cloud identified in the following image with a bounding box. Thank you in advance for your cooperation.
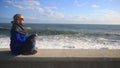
[43,7,64,18]
[104,0,113,2]
[87,10,120,24]
[74,0,88,7]
[92,4,100,8]
[25,9,120,24]
[62,9,120,24]
[6,0,42,10]
[45,7,58,10]
[5,0,64,19]
[5,0,120,24]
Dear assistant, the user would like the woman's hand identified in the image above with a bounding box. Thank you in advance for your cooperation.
[35,33,38,36]
[33,33,38,36]
[31,39,36,42]
[31,33,38,42]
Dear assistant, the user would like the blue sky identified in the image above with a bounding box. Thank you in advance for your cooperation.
[0,0,120,24]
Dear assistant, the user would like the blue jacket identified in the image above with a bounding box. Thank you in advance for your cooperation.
[10,23,28,55]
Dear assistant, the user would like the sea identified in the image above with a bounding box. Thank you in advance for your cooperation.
[0,23,120,49]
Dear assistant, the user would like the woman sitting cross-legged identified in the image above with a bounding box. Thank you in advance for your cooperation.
[10,14,38,55]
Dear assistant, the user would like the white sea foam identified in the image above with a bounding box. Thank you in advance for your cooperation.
[0,37,10,48]
[1,35,120,49]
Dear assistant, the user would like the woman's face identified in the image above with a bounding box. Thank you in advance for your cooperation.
[18,15,24,24]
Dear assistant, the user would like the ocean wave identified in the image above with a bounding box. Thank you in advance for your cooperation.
[35,35,120,49]
[0,27,10,30]
[1,27,120,40]
[28,29,79,35]
[1,33,120,49]
[1,24,120,36]
[28,29,120,37]
[0,27,10,36]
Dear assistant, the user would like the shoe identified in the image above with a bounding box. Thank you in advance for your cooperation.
[21,50,37,55]
[35,47,38,50]
[30,50,37,55]
[21,52,31,55]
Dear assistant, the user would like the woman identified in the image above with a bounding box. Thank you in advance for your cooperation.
[10,14,37,55]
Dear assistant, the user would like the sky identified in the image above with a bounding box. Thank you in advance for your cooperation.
[0,0,120,24]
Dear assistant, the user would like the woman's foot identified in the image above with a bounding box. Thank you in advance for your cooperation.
[21,50,37,55]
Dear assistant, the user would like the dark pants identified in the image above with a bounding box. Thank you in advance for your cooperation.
[20,34,36,54]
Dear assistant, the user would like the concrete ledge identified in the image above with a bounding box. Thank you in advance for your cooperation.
[0,48,120,68]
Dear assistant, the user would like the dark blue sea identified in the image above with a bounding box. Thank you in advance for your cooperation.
[0,23,120,49]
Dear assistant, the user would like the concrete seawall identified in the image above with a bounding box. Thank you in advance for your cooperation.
[0,48,120,68]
